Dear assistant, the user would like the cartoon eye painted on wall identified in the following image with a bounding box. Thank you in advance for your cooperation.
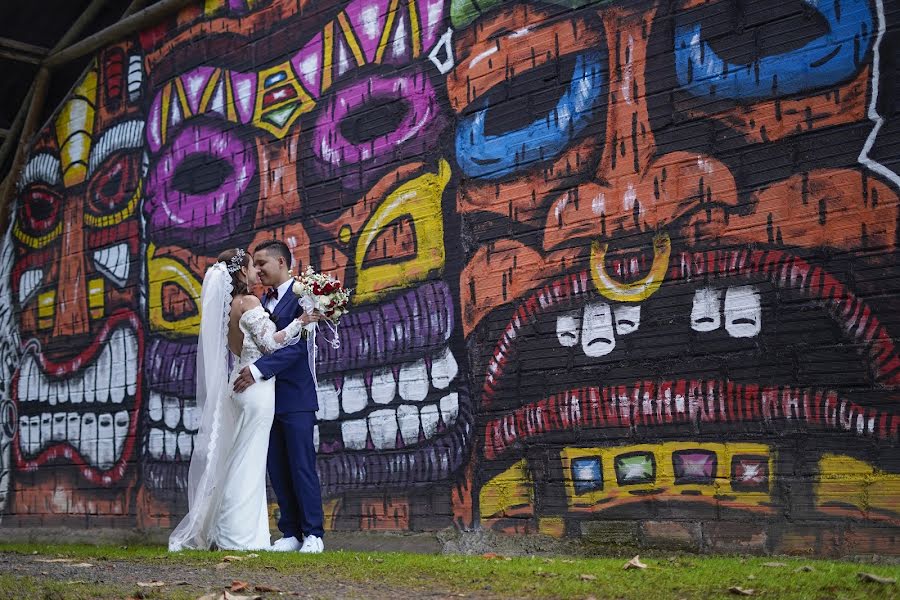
[674,0,874,100]
[455,49,607,180]
[302,68,446,194]
[17,186,62,240]
[143,121,259,251]
[86,155,139,219]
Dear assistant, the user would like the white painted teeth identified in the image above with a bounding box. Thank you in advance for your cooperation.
[17,408,132,469]
[399,359,428,402]
[316,345,461,421]
[558,302,641,356]
[691,287,722,332]
[691,285,761,338]
[314,345,463,451]
[17,327,139,405]
[145,391,198,462]
[15,327,141,471]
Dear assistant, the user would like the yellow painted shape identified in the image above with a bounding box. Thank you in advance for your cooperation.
[590,232,670,302]
[337,12,366,67]
[88,278,104,320]
[84,180,140,228]
[479,459,533,520]
[56,66,98,188]
[13,221,62,249]
[37,290,56,330]
[406,0,421,57]
[146,244,202,336]
[816,454,900,516]
[322,498,341,531]
[354,160,450,304]
[538,516,565,538]
[252,61,315,138]
[375,0,401,64]
[560,442,773,511]
[198,69,222,114]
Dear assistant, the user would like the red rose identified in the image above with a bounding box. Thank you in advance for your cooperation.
[312,282,323,295]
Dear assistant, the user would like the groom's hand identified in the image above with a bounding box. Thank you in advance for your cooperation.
[233,367,256,393]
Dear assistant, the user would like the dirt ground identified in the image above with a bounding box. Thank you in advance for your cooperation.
[0,551,492,599]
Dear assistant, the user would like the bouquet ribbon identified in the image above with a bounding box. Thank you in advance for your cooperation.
[299,294,341,387]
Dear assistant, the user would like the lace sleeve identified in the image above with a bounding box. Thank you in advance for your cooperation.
[242,308,304,354]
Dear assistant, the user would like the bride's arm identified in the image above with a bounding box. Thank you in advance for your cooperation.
[239,296,305,353]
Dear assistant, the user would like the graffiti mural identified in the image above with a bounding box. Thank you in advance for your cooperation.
[0,0,897,551]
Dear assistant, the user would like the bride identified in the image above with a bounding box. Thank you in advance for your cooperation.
[168,248,320,551]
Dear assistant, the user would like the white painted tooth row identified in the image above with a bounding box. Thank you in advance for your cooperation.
[17,327,138,405]
[146,392,200,431]
[315,345,459,420]
[337,392,458,451]
[691,285,761,338]
[18,410,129,470]
[147,427,194,461]
[556,302,641,357]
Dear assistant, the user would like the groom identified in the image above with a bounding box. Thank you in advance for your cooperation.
[233,239,325,553]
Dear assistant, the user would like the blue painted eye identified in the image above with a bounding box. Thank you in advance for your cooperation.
[456,50,607,180]
[675,0,874,100]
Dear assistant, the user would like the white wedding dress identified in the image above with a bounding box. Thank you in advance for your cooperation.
[169,264,302,552]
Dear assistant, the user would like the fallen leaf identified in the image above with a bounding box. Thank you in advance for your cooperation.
[230,580,249,592]
[196,592,262,600]
[137,581,166,588]
[762,562,787,567]
[746,575,756,580]
[254,584,280,592]
[481,552,501,559]
[795,566,814,573]
[72,563,94,568]
[579,574,597,581]
[729,586,755,596]
[623,555,647,570]
[858,572,896,585]
[222,556,245,562]
[35,558,74,563]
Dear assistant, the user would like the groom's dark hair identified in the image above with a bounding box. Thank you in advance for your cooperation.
[254,239,292,267]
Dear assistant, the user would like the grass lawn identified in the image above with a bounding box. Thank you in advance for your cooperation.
[0,542,896,599]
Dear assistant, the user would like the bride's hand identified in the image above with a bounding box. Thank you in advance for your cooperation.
[298,311,324,326]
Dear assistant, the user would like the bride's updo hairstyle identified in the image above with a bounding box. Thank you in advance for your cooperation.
[218,248,251,297]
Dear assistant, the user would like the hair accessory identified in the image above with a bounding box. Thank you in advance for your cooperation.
[226,248,246,274]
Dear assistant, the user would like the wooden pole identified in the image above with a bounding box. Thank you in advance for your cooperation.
[50,0,114,54]
[0,67,51,231]
[0,37,49,57]
[44,0,197,68]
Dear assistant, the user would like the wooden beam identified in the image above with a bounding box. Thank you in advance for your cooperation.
[50,0,114,54]
[0,37,49,57]
[44,0,197,68]
[0,129,10,139]
[0,48,43,64]
[0,67,51,231]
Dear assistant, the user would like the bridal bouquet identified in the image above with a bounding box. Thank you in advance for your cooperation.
[291,266,352,323]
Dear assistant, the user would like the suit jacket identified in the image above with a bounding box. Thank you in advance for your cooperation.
[254,288,318,413]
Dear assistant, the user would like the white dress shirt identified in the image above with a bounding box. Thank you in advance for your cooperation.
[248,278,295,382]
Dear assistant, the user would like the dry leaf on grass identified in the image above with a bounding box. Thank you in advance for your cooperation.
[579,574,597,581]
[230,580,249,592]
[254,584,280,593]
[858,572,896,585]
[762,562,787,567]
[623,555,647,570]
[481,552,501,559]
[137,581,166,588]
[728,586,755,596]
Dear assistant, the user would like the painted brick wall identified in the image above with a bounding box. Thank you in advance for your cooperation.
[1,0,899,555]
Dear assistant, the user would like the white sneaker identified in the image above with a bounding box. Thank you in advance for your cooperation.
[298,535,323,554]
[270,536,303,552]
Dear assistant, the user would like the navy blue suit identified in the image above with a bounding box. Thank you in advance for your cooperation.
[255,288,324,539]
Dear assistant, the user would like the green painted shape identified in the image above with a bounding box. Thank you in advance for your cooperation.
[263,104,298,129]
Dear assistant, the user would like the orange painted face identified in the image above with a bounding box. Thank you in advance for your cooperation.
[449,0,899,522]
[6,42,146,512]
